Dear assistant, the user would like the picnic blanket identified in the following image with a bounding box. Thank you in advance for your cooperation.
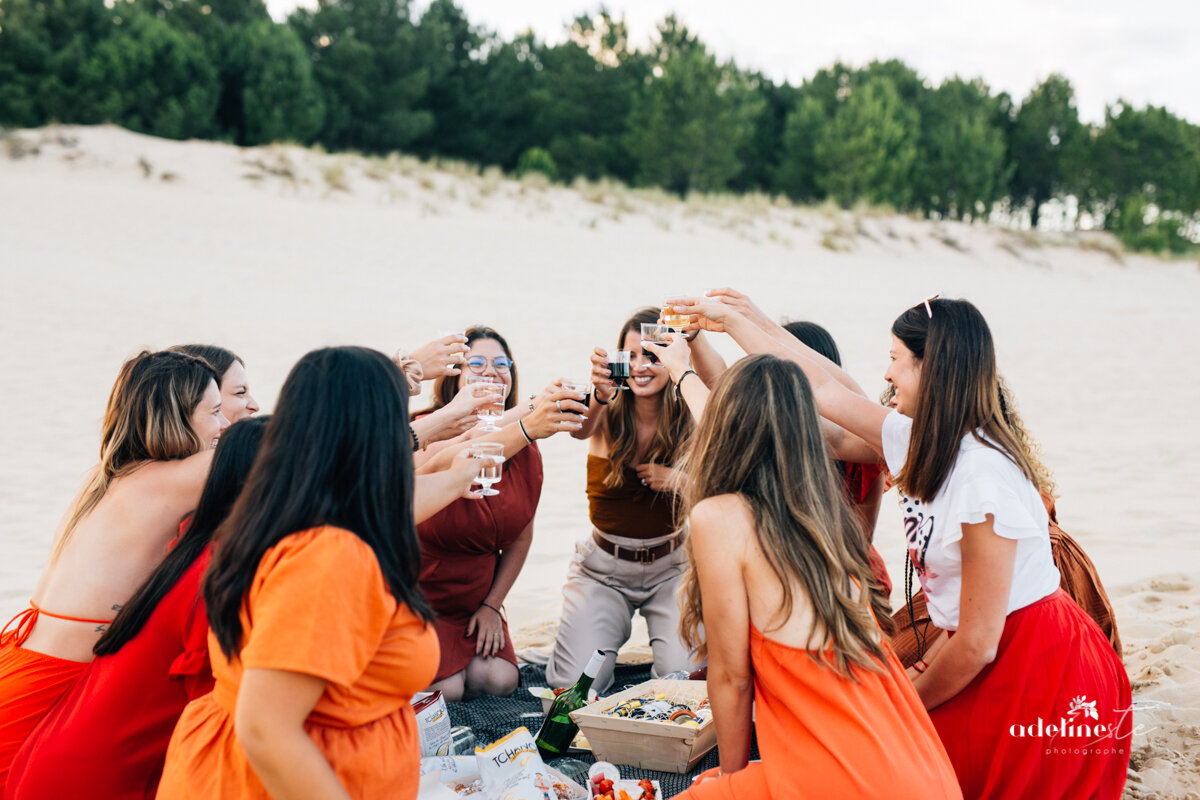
[446,663,758,798]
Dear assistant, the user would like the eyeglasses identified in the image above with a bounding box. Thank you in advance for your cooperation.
[465,356,513,374]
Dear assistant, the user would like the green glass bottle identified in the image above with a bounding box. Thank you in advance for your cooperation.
[535,650,607,761]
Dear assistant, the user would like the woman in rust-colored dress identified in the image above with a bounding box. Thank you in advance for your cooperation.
[416,325,585,701]
[418,442,542,699]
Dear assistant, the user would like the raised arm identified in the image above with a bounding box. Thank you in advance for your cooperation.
[417,383,586,474]
[152,449,218,536]
[684,331,728,387]
[411,382,498,457]
[649,333,710,421]
[413,452,485,522]
[673,296,889,452]
[573,347,615,440]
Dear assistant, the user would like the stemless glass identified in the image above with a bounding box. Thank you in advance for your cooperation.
[607,350,631,390]
[640,323,671,347]
[469,442,504,497]
[561,379,591,414]
[661,294,691,330]
[466,375,504,431]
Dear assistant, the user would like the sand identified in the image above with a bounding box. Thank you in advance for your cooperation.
[1,125,1197,796]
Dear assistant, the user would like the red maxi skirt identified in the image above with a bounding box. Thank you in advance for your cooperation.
[931,590,1130,800]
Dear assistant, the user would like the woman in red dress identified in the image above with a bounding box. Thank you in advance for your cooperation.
[416,326,586,700]
[5,417,268,800]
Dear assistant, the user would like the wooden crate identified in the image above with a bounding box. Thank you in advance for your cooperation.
[569,680,716,774]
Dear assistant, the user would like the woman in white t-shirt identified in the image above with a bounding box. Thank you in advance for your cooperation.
[671,290,1131,800]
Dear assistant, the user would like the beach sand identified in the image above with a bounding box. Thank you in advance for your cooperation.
[1,126,1197,796]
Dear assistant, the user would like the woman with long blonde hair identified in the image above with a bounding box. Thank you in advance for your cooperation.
[675,355,959,799]
[0,350,227,790]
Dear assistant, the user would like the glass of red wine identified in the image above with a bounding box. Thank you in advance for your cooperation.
[607,350,631,391]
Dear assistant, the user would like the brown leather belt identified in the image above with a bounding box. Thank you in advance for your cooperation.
[592,530,681,564]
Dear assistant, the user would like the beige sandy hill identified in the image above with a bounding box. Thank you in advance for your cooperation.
[1,124,1198,796]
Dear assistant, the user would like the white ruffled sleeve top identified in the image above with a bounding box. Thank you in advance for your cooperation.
[881,410,1060,631]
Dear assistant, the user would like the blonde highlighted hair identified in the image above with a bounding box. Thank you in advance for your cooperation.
[678,355,891,677]
[52,350,218,561]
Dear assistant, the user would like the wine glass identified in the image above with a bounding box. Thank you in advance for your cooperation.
[561,379,591,413]
[469,442,504,497]
[606,351,631,391]
[466,375,504,432]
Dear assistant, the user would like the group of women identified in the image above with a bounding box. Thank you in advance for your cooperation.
[0,291,1131,800]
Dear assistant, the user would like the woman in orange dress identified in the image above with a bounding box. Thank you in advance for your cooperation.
[677,291,1130,799]
[157,347,478,800]
[673,356,960,799]
[0,350,226,792]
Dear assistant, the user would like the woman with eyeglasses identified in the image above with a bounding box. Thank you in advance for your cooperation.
[544,307,721,692]
[414,326,585,700]
[671,290,1130,800]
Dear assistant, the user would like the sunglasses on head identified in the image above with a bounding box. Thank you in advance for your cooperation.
[465,355,513,374]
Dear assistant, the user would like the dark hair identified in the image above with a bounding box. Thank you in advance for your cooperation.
[891,298,1039,500]
[169,344,244,383]
[205,347,431,658]
[54,350,218,562]
[782,321,842,366]
[94,417,269,656]
[784,320,852,498]
[417,326,519,416]
[680,355,890,676]
[603,307,694,488]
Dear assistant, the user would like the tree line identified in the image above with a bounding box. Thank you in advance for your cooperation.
[2,0,1197,253]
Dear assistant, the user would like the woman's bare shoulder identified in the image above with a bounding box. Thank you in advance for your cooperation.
[691,494,755,548]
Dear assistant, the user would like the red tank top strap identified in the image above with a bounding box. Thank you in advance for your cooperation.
[0,601,114,647]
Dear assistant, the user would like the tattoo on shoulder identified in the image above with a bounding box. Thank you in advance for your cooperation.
[111,603,123,612]
[95,624,108,633]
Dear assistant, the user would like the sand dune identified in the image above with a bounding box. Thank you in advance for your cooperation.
[1,125,1197,796]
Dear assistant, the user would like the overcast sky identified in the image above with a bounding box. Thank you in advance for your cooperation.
[267,0,1200,125]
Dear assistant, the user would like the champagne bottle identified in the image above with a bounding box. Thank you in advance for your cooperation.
[535,650,607,760]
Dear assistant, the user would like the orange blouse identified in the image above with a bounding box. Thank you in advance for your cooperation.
[157,526,439,799]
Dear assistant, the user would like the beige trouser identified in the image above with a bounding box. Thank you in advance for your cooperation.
[545,528,696,693]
